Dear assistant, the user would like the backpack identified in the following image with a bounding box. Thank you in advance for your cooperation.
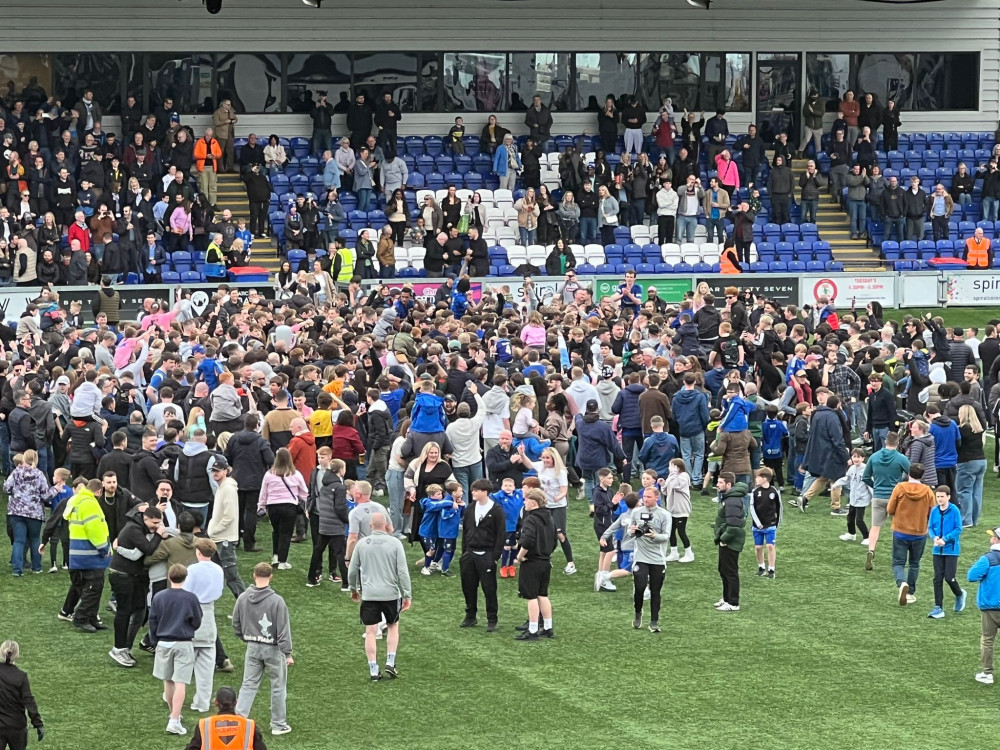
[720,338,740,368]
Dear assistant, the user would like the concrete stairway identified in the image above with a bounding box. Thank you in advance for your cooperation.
[215,173,282,274]
[789,159,884,271]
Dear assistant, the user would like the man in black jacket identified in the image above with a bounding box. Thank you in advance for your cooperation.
[131,429,165,504]
[108,505,168,667]
[97,431,133,491]
[903,176,929,241]
[459,479,506,632]
[244,165,272,239]
[880,175,906,242]
[347,93,373,151]
[223,414,275,552]
[864,375,898,453]
[524,95,554,153]
[485,431,529,490]
[577,181,599,245]
[373,93,401,157]
[310,91,334,155]
[513,488,557,641]
[735,124,766,187]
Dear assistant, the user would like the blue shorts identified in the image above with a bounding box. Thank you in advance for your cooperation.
[618,550,634,571]
[752,526,777,546]
[437,538,456,553]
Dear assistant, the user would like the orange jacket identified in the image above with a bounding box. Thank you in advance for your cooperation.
[965,236,992,268]
[720,248,741,274]
[193,137,222,172]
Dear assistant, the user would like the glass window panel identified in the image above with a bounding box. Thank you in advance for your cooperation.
[52,54,121,114]
[639,53,700,112]
[911,53,978,111]
[353,53,418,112]
[419,54,439,112]
[575,53,637,111]
[0,55,52,114]
[852,53,914,110]
[723,53,751,112]
[124,53,144,110]
[443,53,506,112]
[286,53,351,114]
[757,53,802,139]
[806,53,850,102]
[147,53,214,114]
[215,53,281,114]
[509,53,571,112]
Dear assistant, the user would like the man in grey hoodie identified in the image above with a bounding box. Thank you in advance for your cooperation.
[233,562,294,736]
[348,513,412,680]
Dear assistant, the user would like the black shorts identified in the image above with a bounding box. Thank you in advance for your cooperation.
[518,560,551,600]
[360,598,401,626]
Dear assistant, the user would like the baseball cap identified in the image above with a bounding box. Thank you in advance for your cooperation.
[211,457,230,472]
[56,375,70,386]
[585,399,599,413]
[444,394,457,403]
[448,340,461,351]
[600,365,613,380]
[192,344,206,354]
[991,527,1000,540]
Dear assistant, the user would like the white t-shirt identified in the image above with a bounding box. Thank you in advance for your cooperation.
[481,400,510,440]
[533,464,569,509]
[475,498,495,525]
[966,336,981,359]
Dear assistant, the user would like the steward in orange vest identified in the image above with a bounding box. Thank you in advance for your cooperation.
[720,243,742,274]
[964,231,993,268]
[186,687,267,750]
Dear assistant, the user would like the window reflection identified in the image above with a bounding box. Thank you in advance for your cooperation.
[443,53,506,112]
[420,54,439,112]
[353,53,418,112]
[53,54,121,114]
[148,53,214,114]
[216,53,281,113]
[509,53,571,112]
[0,55,52,113]
[287,53,351,114]
[575,53,636,111]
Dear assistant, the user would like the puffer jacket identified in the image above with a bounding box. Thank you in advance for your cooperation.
[611,383,645,433]
[223,428,276,491]
[905,433,938,487]
[314,471,349,537]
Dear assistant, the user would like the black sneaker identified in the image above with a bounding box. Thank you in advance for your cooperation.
[485,622,498,633]
[514,620,530,632]
[767,570,776,579]
[648,621,661,633]
[440,569,453,577]
[305,580,321,588]
[540,628,555,638]
[73,622,97,633]
[385,665,398,679]
[459,618,478,628]
[632,614,642,629]
[756,567,766,576]
[371,672,383,682]
[515,630,540,641]
[92,621,109,631]
[139,640,156,654]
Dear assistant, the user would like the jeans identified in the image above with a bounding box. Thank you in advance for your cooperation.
[453,462,484,504]
[9,516,42,575]
[848,199,867,235]
[311,128,331,156]
[581,468,598,504]
[706,217,726,245]
[871,427,889,452]
[108,571,148,649]
[267,504,299,563]
[367,446,390,493]
[984,196,999,223]
[215,540,246,598]
[308,533,347,584]
[957,459,987,526]
[386,468,406,535]
[519,227,537,246]
[357,188,372,213]
[0,418,12,475]
[957,193,973,206]
[579,217,598,245]
[885,217,906,242]
[621,432,644,484]
[892,534,927,593]
[236,642,288,730]
[801,199,818,224]
[679,433,706,484]
[677,215,698,244]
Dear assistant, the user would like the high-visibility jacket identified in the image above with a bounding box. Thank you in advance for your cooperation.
[193,137,222,172]
[199,714,256,750]
[64,487,111,570]
[720,248,741,274]
[965,236,992,268]
[335,247,354,282]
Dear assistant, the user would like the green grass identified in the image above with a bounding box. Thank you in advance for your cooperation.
[4,460,1000,750]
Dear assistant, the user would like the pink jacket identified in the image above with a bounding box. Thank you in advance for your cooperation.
[521,324,546,348]
[714,153,741,191]
[257,470,308,512]
[170,208,192,239]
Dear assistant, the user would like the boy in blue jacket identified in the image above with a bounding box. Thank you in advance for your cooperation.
[718,384,755,433]
[491,478,524,578]
[928,486,966,619]
[637,416,679,478]
[760,405,789,485]
[409,380,447,434]
[418,484,453,575]
[969,526,1000,684]
[434,481,465,577]
[927,404,960,497]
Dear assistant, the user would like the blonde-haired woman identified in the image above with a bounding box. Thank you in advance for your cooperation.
[0,639,44,744]
[957,404,987,526]
[532,447,574,574]
[403,441,455,551]
[2,449,54,576]
[229,237,246,266]
[257,447,308,569]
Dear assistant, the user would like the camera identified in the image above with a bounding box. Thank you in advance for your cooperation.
[633,510,654,537]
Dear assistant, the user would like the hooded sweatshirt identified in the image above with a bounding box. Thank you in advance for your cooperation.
[887,481,935,537]
[481,385,511,439]
[929,415,960,469]
[410,391,447,434]
[862,447,911,499]
[637,432,679,477]
[719,394,755,433]
[905,433,938,487]
[232,584,293,655]
[373,308,397,341]
[595,379,620,422]
[673,388,710,437]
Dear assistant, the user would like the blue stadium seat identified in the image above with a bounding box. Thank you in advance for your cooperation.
[900,240,918,259]
[673,262,693,274]
[959,221,976,239]
[299,157,319,178]
[181,271,202,284]
[368,210,387,229]
[444,171,463,186]
[635,263,655,274]
[596,263,615,275]
[161,271,181,284]
[654,263,672,274]
[775,242,794,258]
[692,262,712,274]
[787,260,806,272]
[497,264,515,275]
[426,172,446,190]
[462,136,480,156]
[937,240,955,257]
[463,173,484,190]
[415,155,435,175]
[405,136,425,156]
[454,155,472,174]
[576,263,597,274]
[436,156,455,173]
[768,261,788,273]
[806,261,824,272]
[826,261,844,272]
[424,136,444,157]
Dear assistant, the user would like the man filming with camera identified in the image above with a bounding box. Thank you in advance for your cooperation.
[629,486,672,633]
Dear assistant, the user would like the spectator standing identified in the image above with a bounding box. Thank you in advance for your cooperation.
[257,448,307,570]
[524,95,553,152]
[0,641,44,749]
[212,99,238,173]
[183,538,225,714]
[968,527,1000,684]
[459,479,506,633]
[887,463,935,607]
[713,472,746,612]
[513,488,557,640]
[310,91,334,156]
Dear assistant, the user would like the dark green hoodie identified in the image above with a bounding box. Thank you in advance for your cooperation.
[714,483,748,552]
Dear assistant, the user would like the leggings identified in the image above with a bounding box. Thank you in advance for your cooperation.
[847,505,870,539]
[267,504,299,564]
[633,562,665,621]
[669,516,690,548]
[933,554,963,608]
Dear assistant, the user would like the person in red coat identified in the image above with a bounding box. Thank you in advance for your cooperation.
[330,410,365,480]
[288,418,317,543]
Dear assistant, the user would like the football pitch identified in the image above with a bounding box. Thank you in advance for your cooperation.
[3,469,998,750]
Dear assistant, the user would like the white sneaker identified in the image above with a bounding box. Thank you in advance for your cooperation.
[975,672,995,685]
[593,572,602,592]
[860,538,870,547]
[665,548,680,563]
[166,719,187,735]
[643,587,651,601]
[713,599,726,609]
[271,555,279,564]
[420,567,432,576]
[717,603,740,612]
[679,549,695,563]
[48,565,58,573]
[277,562,292,570]
[599,580,617,592]
[108,648,135,668]
[271,724,292,736]
[563,562,577,575]
[839,533,857,542]
[429,561,441,572]
[906,594,916,605]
